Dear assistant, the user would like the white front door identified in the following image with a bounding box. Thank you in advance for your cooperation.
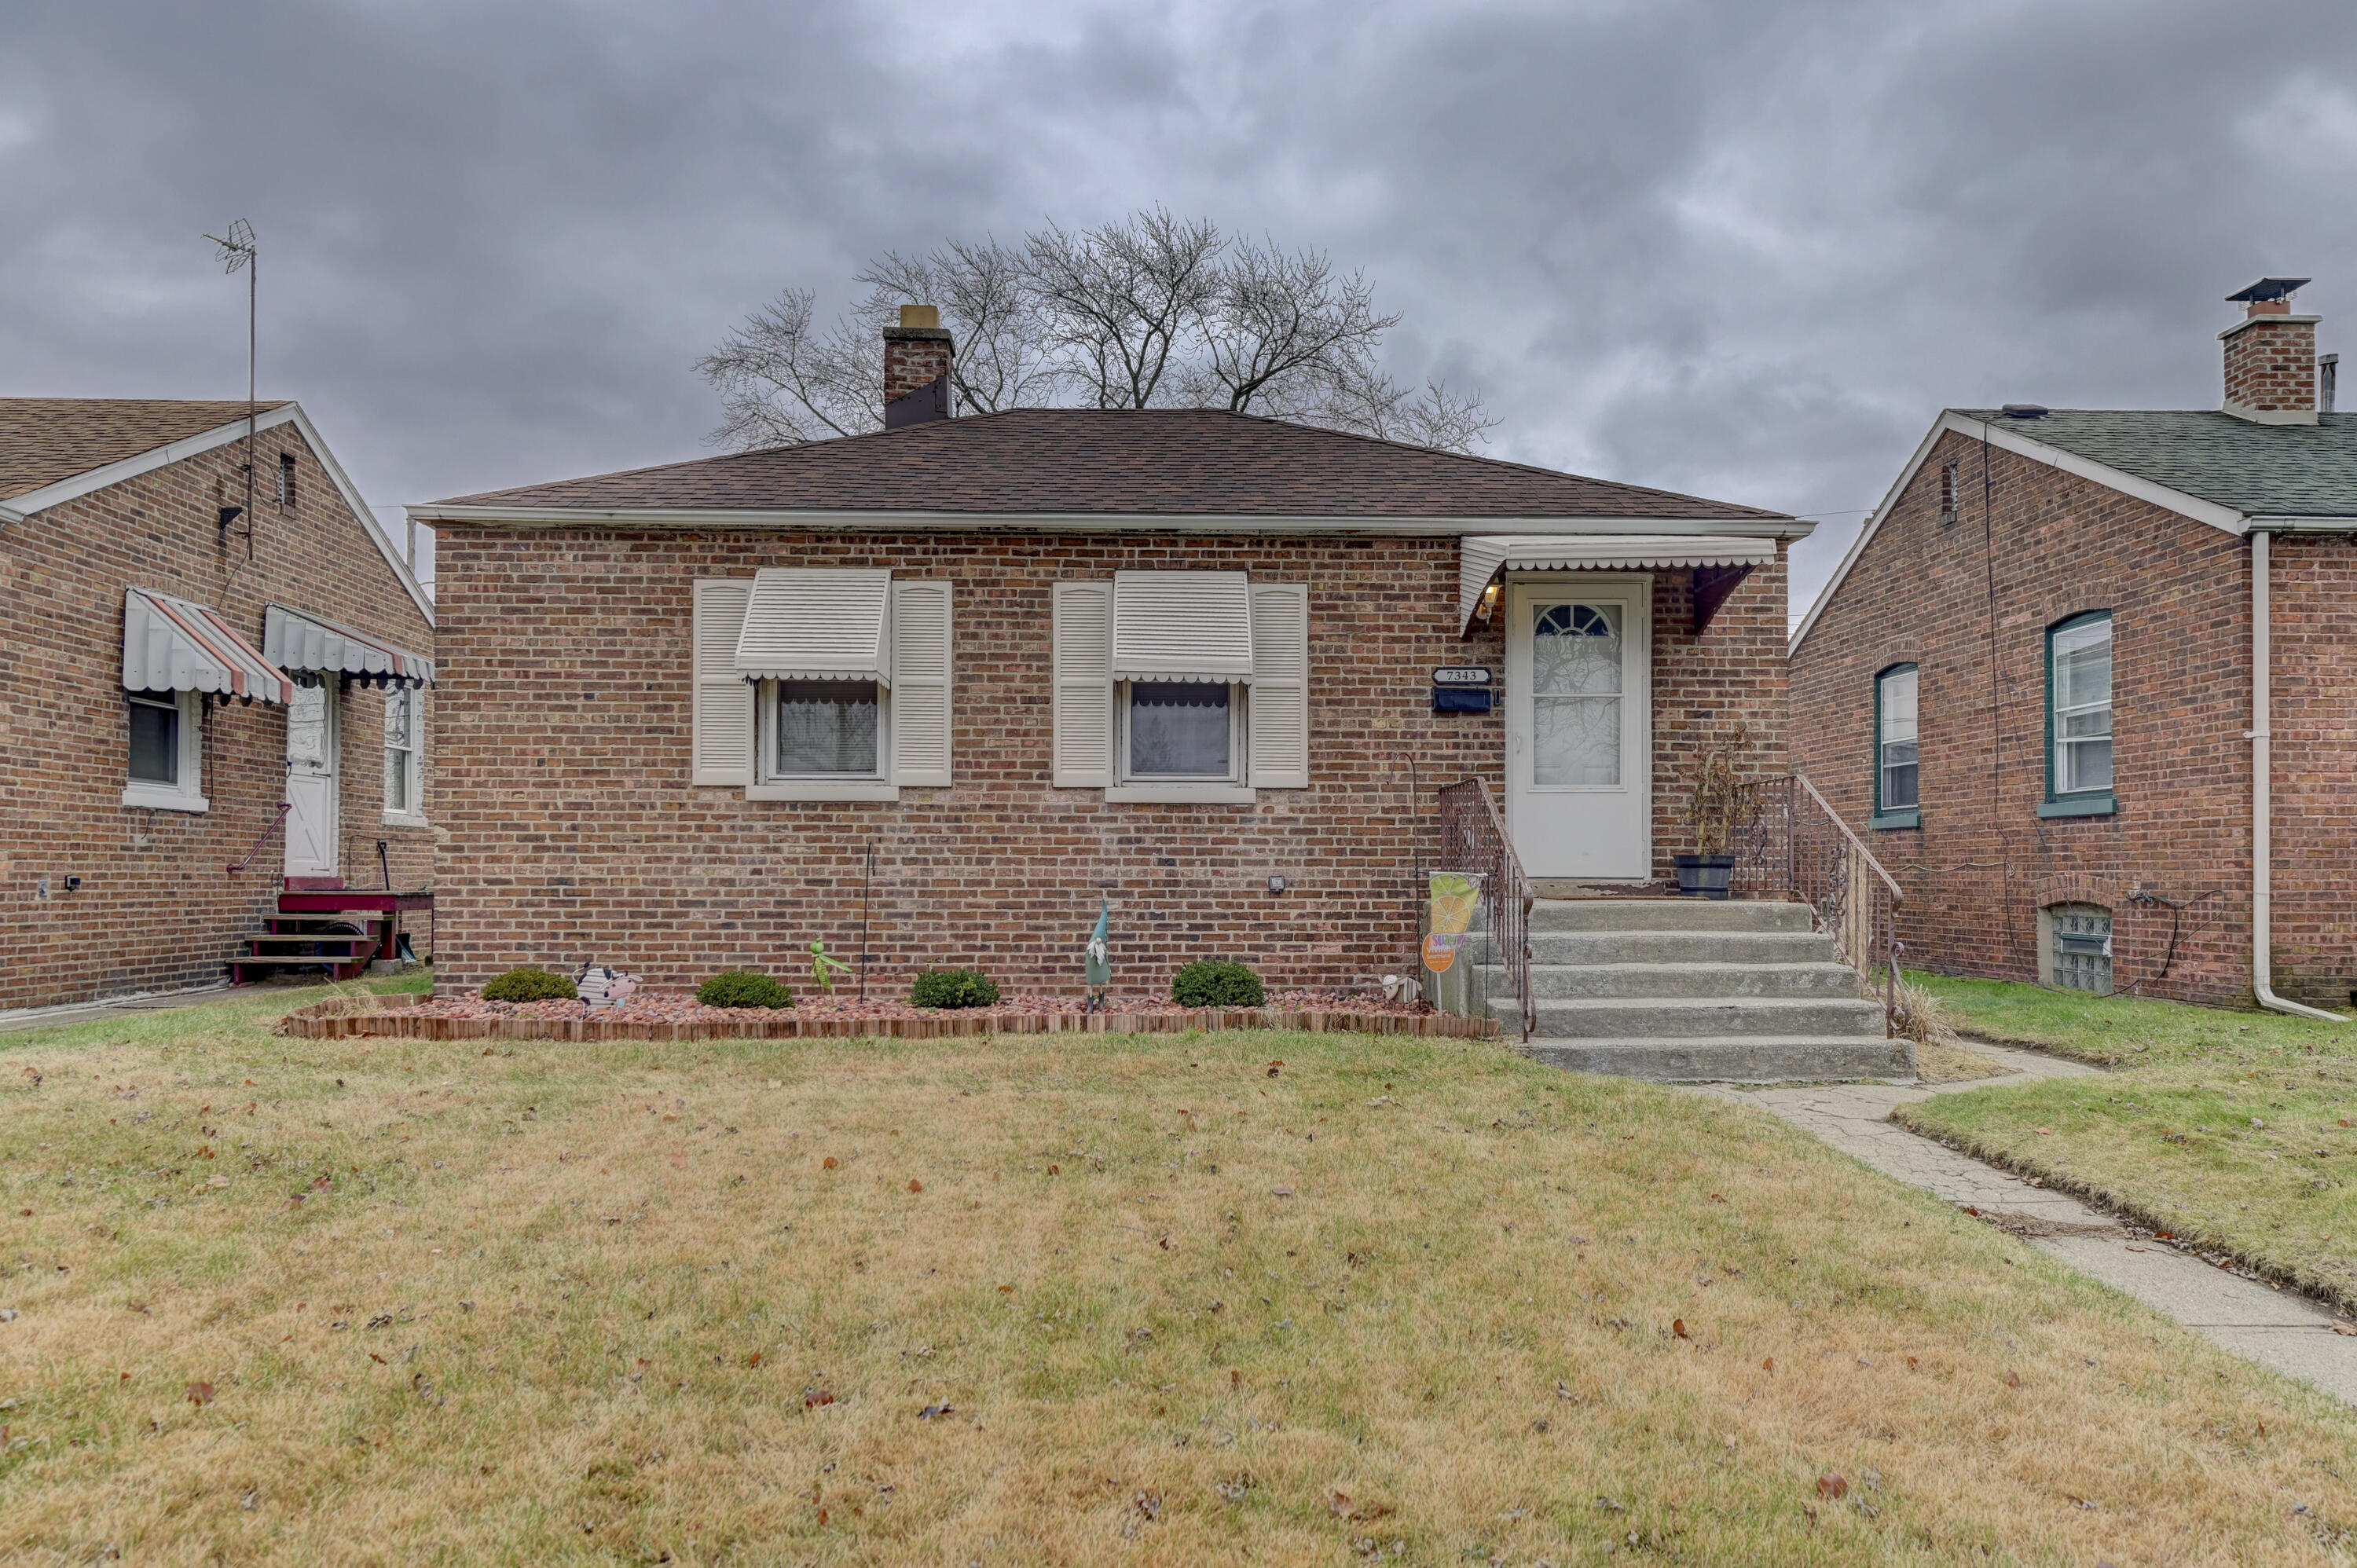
[1505,575,1651,878]
[284,682,341,879]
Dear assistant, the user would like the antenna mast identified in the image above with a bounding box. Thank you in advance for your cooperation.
[203,220,258,560]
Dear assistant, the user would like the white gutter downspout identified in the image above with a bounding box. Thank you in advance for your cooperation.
[2249,526,2345,1021]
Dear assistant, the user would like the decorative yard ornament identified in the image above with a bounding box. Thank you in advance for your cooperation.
[808,940,851,995]
[1084,899,1111,1013]
[1424,871,1480,975]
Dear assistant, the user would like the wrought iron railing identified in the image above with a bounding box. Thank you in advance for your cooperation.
[1736,773,1906,1038]
[1437,778,1535,1042]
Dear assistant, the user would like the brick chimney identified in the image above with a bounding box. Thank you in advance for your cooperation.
[882,304,955,429]
[2220,277,2321,425]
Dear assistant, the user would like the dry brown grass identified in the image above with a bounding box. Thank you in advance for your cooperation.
[2,989,2355,1564]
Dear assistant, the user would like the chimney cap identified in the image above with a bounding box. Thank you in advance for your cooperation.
[899,303,941,329]
[2228,277,2311,304]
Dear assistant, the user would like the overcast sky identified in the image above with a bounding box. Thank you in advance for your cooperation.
[8,0,2357,619]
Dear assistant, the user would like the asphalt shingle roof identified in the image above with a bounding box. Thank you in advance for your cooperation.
[0,398,289,501]
[1956,407,2357,518]
[433,408,1787,522]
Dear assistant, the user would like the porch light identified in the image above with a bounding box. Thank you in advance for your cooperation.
[1477,581,1501,622]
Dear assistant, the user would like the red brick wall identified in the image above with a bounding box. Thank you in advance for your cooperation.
[431,529,1789,995]
[2223,316,2319,416]
[1791,427,2357,1010]
[0,424,436,1011]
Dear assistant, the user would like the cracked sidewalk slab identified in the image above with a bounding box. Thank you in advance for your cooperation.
[1688,1042,2357,1409]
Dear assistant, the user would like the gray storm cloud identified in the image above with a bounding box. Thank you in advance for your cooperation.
[6,0,2355,620]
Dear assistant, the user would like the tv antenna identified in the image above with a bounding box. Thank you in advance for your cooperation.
[203,219,258,558]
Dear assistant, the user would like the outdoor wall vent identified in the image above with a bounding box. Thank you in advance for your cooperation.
[2000,404,2049,419]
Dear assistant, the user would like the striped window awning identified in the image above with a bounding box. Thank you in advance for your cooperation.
[1112,571,1257,684]
[263,604,434,688]
[734,567,893,684]
[1457,534,1780,633]
[123,589,293,705]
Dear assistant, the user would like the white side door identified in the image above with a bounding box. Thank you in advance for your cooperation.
[1504,575,1651,879]
[284,682,341,879]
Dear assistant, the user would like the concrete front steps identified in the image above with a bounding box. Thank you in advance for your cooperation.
[1497,898,1913,1083]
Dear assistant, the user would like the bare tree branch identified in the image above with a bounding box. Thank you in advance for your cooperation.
[1024,209,1224,408]
[698,209,1494,454]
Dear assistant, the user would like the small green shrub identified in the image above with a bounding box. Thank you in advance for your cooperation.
[482,968,577,1004]
[1171,959,1265,1009]
[910,968,1001,1009]
[697,970,794,1009]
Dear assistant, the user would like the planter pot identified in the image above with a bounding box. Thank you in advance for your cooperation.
[1673,853,1736,900]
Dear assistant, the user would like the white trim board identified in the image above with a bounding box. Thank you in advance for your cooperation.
[0,402,434,628]
[406,502,1819,543]
[1788,409,2250,656]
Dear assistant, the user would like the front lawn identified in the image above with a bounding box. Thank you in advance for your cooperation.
[3,984,2354,1563]
[1901,971,2357,1311]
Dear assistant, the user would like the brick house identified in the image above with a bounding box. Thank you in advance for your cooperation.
[406,308,1813,997]
[1789,280,2355,1016]
[1,399,437,1013]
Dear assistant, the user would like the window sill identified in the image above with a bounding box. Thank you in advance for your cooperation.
[122,784,208,814]
[746,782,900,803]
[1868,808,1921,830]
[1105,785,1257,804]
[382,811,431,830]
[2037,791,2117,819]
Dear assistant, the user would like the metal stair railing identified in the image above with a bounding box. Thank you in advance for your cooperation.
[1437,778,1535,1042]
[1735,773,1907,1038]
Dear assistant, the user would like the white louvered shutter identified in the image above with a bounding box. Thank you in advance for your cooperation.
[1052,581,1115,787]
[1247,582,1310,789]
[691,578,754,786]
[889,578,954,786]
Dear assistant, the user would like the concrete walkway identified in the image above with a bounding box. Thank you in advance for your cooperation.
[1694,1043,2357,1409]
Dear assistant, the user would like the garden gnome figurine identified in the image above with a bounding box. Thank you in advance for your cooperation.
[808,940,851,995]
[1084,899,1111,1013]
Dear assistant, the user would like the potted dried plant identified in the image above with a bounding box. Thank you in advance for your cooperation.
[1677,722,1758,899]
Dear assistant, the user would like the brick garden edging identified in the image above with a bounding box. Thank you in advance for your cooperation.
[278,992,1501,1043]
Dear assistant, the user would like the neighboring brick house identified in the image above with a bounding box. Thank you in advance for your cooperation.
[1790,280,2355,1015]
[1,399,438,1013]
[405,307,1813,996]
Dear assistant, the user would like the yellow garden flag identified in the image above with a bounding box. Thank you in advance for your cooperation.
[1424,871,1480,974]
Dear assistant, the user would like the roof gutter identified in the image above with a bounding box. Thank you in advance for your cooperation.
[2248,525,2345,1022]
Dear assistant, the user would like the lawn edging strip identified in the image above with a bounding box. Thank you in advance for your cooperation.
[280,991,1502,1042]
[1892,1105,2357,1320]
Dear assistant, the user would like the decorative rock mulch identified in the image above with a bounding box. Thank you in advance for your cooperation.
[280,989,1501,1042]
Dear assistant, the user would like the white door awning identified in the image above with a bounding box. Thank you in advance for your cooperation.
[263,604,434,687]
[734,567,893,684]
[123,589,293,705]
[1113,570,1256,684]
[1458,534,1779,633]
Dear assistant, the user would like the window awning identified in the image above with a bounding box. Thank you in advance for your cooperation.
[263,604,434,688]
[123,589,293,705]
[1113,571,1256,684]
[734,567,893,684]
[1457,534,1780,634]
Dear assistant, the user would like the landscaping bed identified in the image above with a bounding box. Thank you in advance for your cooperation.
[280,987,1497,1041]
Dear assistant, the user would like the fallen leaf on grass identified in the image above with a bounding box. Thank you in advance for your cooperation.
[1816,1474,1848,1500]
[2006,1369,2023,1389]
[1328,1492,1392,1522]
[908,1180,922,1193]
[668,1153,687,1169]
[1672,1319,1690,1339]
[822,1157,838,1171]
[746,1351,762,1368]
[803,1389,835,1408]
[185,1382,214,1405]
[1761,1357,1774,1372]
[1048,1164,1061,1175]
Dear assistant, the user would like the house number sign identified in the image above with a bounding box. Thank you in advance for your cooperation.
[1430,666,1494,714]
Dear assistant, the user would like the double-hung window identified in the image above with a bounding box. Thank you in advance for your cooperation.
[1871,663,1919,828]
[123,690,207,811]
[1051,572,1310,801]
[2043,611,2114,816]
[690,569,953,800]
[383,687,427,824]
